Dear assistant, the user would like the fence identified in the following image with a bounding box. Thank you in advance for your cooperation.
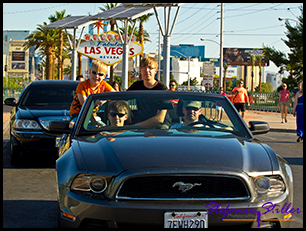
[3,86,294,114]
[246,92,294,114]
[178,88,295,114]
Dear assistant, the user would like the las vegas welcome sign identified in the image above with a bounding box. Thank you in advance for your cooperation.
[77,31,144,66]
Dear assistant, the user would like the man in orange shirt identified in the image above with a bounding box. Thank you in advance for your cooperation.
[232,81,250,119]
[69,60,115,121]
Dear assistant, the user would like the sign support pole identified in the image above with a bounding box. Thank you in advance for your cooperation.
[122,19,129,91]
[116,20,138,91]
[154,5,181,88]
[71,28,77,81]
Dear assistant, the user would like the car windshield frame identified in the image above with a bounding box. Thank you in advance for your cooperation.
[73,91,253,139]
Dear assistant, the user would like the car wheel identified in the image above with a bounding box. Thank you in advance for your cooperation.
[10,134,21,165]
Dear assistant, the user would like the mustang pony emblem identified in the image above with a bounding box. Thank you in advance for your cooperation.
[172,182,202,193]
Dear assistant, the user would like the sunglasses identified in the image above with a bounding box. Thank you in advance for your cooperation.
[185,107,201,111]
[110,112,126,118]
[170,84,176,87]
[91,70,105,77]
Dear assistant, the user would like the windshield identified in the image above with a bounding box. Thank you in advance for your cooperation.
[77,92,251,138]
[20,85,76,108]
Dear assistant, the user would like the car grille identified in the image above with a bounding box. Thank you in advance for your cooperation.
[116,175,250,200]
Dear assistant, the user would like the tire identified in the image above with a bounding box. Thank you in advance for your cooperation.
[10,134,21,166]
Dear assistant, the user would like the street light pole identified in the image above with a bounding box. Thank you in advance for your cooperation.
[200,4,224,89]
[219,3,224,89]
[278,17,299,26]
[278,17,299,23]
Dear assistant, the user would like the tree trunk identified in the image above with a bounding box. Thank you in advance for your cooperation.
[251,72,254,93]
[78,52,82,76]
[58,29,63,80]
[45,46,55,80]
[52,54,56,80]
[258,70,262,93]
[139,22,144,80]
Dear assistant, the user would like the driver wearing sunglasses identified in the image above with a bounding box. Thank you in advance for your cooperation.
[107,101,129,127]
[69,60,116,124]
[170,101,203,129]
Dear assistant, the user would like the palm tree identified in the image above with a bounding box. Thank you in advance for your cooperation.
[99,3,119,85]
[137,13,154,63]
[48,10,71,80]
[256,56,262,92]
[223,63,228,90]
[24,22,58,80]
[250,55,256,93]
[119,24,151,43]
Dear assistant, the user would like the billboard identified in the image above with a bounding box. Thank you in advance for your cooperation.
[12,51,25,61]
[12,63,25,69]
[223,48,269,66]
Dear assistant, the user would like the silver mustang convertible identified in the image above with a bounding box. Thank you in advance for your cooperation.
[49,91,293,228]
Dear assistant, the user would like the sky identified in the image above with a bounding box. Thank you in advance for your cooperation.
[3,3,303,74]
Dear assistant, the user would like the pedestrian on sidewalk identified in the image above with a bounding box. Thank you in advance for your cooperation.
[277,83,291,123]
[232,81,250,119]
[293,83,303,142]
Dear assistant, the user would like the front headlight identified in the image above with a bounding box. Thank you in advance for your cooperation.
[253,175,285,197]
[13,119,41,130]
[71,175,108,193]
[39,116,70,130]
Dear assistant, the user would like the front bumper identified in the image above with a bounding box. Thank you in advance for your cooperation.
[58,187,293,228]
[11,130,58,154]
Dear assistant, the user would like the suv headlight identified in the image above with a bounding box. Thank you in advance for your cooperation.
[253,175,285,198]
[13,119,41,130]
[71,175,108,194]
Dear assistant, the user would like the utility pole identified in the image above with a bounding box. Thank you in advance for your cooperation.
[157,29,161,81]
[219,3,224,88]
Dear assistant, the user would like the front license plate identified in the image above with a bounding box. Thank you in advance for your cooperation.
[164,211,208,228]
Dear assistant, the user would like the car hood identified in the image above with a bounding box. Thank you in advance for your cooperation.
[17,107,70,120]
[77,131,273,175]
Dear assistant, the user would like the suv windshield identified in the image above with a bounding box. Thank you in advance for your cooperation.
[77,92,251,138]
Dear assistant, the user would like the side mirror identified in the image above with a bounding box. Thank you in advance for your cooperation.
[249,121,270,135]
[48,121,71,134]
[4,98,17,107]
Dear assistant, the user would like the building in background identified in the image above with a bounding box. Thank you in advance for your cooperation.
[3,30,31,78]
[172,57,202,84]
[7,39,29,79]
[166,44,205,61]
[266,72,282,91]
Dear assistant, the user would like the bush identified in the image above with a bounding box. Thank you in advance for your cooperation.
[255,82,274,92]
[3,76,29,93]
